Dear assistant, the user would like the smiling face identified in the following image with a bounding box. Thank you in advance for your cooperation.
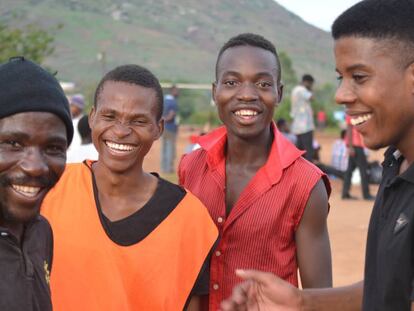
[335,36,414,151]
[89,81,163,174]
[0,112,67,227]
[213,45,282,140]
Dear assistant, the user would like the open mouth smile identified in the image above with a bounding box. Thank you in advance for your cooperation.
[11,184,42,198]
[105,141,137,153]
[350,113,372,126]
[233,109,260,120]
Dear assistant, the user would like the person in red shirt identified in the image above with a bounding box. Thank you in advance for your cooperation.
[179,33,332,310]
[342,115,374,200]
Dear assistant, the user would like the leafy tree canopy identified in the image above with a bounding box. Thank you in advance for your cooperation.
[0,22,56,64]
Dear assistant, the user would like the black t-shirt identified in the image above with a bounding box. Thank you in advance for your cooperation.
[91,172,210,298]
[0,215,53,311]
[363,147,414,310]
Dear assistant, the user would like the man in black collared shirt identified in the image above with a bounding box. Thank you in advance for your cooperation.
[220,1,414,311]
[0,57,73,311]
[363,147,414,310]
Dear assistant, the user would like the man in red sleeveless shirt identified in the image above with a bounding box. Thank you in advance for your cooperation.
[179,33,332,310]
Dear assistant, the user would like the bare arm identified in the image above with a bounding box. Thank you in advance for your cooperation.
[296,179,332,288]
[302,281,363,311]
[220,270,363,311]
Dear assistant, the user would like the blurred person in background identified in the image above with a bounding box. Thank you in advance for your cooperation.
[161,85,179,173]
[291,74,315,161]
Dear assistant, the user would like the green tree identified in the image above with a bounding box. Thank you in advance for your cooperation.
[275,51,297,121]
[0,22,56,64]
[279,51,297,90]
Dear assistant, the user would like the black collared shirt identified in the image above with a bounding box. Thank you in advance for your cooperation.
[363,147,414,310]
[0,215,53,311]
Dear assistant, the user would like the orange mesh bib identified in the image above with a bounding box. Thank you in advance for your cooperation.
[42,163,217,311]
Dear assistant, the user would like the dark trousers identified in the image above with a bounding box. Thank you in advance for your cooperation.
[342,146,371,198]
[297,130,314,162]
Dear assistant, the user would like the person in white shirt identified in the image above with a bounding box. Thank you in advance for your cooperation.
[67,115,98,163]
[290,74,315,161]
[69,94,85,149]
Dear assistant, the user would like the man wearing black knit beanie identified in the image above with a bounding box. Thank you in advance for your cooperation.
[0,57,73,311]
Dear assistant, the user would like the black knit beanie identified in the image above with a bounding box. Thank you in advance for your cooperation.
[0,57,74,146]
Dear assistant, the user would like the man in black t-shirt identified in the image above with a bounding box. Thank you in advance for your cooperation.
[220,1,414,311]
[0,57,73,311]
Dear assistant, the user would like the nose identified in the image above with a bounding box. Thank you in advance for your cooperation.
[236,82,259,102]
[20,147,49,177]
[335,79,356,106]
[113,121,132,138]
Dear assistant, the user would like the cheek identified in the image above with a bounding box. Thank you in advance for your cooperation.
[0,153,21,174]
[49,158,66,181]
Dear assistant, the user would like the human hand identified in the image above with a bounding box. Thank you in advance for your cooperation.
[220,270,302,311]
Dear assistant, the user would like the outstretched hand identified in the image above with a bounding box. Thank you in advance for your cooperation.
[220,270,302,311]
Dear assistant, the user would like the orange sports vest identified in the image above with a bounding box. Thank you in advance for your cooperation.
[41,163,217,311]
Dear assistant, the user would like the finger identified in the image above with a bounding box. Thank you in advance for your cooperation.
[236,269,279,284]
[231,281,250,305]
[220,299,236,311]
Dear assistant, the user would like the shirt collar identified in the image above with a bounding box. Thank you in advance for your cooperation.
[383,146,414,183]
[0,215,41,238]
[198,122,304,184]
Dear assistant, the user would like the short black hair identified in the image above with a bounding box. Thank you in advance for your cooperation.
[77,114,91,140]
[215,33,281,83]
[302,74,314,83]
[94,64,164,120]
[332,0,414,68]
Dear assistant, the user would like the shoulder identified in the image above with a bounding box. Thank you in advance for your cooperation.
[43,162,90,206]
[289,157,331,195]
[31,215,53,236]
[179,148,207,171]
[157,176,187,198]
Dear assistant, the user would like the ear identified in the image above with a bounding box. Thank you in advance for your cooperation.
[88,105,96,128]
[154,118,164,140]
[408,62,414,96]
[212,82,217,104]
[277,82,284,105]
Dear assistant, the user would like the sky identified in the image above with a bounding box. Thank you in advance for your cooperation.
[275,0,362,31]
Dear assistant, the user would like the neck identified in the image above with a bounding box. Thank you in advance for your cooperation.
[396,128,414,167]
[92,161,147,196]
[226,126,273,166]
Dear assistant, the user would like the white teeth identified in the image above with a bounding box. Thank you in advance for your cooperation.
[234,109,258,117]
[12,184,41,197]
[350,114,372,126]
[106,141,135,152]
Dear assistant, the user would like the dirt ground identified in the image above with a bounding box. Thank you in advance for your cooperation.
[143,126,384,287]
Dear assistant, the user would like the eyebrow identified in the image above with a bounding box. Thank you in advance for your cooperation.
[99,108,151,119]
[0,131,67,145]
[337,63,369,73]
[221,70,275,78]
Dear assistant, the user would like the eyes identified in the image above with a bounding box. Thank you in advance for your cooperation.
[336,73,368,85]
[100,113,149,126]
[222,79,273,89]
[0,140,66,157]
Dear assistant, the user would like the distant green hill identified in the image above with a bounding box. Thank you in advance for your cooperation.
[0,0,336,88]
